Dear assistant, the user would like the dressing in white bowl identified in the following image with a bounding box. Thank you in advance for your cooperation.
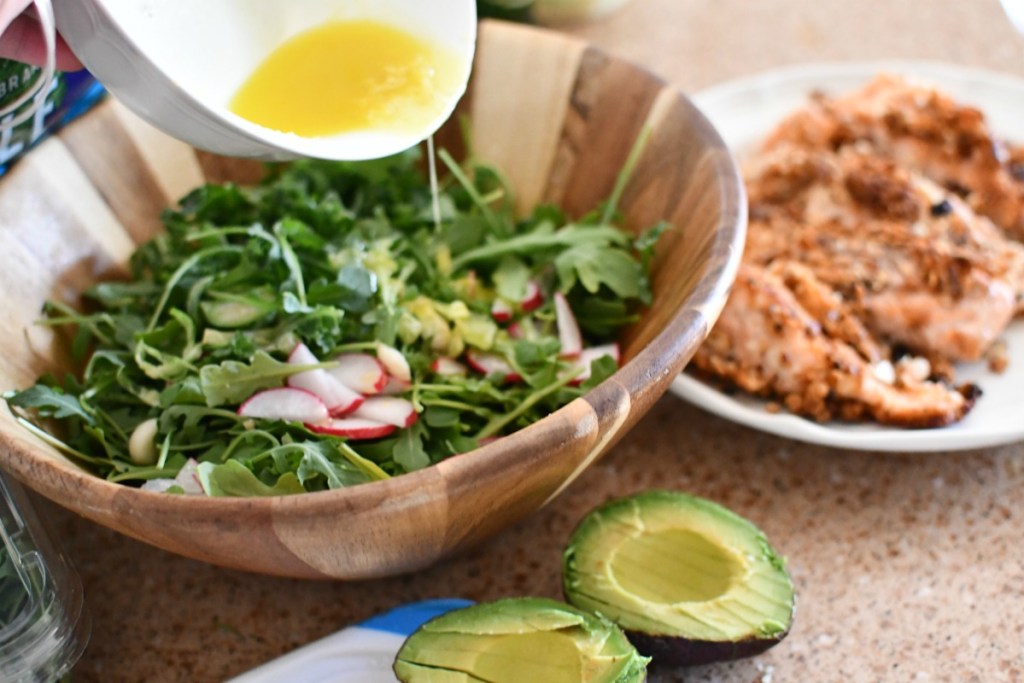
[51,0,477,160]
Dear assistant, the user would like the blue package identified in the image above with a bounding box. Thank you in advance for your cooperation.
[0,59,105,175]
[227,598,474,683]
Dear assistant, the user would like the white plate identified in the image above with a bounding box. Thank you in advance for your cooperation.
[670,61,1024,452]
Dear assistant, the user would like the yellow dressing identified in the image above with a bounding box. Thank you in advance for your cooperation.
[230,19,465,138]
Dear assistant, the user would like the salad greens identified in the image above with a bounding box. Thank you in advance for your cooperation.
[4,146,665,497]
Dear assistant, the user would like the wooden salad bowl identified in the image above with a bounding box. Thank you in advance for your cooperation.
[0,21,744,579]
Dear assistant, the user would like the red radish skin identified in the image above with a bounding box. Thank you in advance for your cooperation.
[491,299,513,323]
[520,280,543,312]
[307,418,396,440]
[570,344,621,385]
[376,342,412,383]
[329,353,387,395]
[353,396,418,428]
[465,350,521,383]
[554,292,583,358]
[238,387,330,423]
[287,343,364,416]
[431,357,468,376]
[508,318,538,341]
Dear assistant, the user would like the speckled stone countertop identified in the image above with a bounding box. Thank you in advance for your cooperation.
[38,0,1024,681]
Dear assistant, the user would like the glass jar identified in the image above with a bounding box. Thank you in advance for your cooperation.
[0,472,89,682]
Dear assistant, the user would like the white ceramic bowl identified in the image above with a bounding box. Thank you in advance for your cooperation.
[51,0,477,160]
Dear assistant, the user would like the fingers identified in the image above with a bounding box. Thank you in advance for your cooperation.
[0,8,84,71]
[0,0,35,34]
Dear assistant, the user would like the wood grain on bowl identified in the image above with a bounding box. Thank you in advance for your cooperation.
[0,20,744,579]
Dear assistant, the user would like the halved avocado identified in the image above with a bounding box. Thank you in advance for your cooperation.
[393,597,650,682]
[562,490,795,667]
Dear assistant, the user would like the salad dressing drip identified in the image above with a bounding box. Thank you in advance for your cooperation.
[230,18,453,226]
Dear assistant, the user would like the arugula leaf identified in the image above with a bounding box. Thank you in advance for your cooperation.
[555,243,644,298]
[306,264,377,312]
[492,257,531,301]
[5,385,95,424]
[581,355,618,390]
[423,406,460,428]
[86,281,162,307]
[199,350,303,407]
[273,219,309,307]
[293,442,371,488]
[197,460,305,497]
[394,422,430,472]
[572,296,638,336]
[159,376,206,407]
[133,309,201,381]
[176,182,258,225]
[268,440,388,488]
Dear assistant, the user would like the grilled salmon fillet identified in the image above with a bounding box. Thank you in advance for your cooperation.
[692,74,1024,426]
[762,73,1024,239]
[692,264,978,428]
[744,144,1024,361]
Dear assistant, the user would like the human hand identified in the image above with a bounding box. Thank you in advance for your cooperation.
[0,0,82,70]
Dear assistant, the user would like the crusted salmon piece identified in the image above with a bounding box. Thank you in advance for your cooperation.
[761,73,1024,239]
[692,264,978,427]
[744,145,1022,362]
[767,260,885,364]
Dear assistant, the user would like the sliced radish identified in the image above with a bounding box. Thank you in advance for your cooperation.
[491,298,513,323]
[508,317,537,341]
[352,396,418,428]
[465,350,521,383]
[140,478,178,493]
[287,343,363,416]
[381,376,412,395]
[520,280,543,312]
[174,458,205,495]
[238,387,330,423]
[554,292,583,358]
[307,417,396,440]
[142,460,205,495]
[329,352,387,395]
[570,343,621,385]
[376,342,412,383]
[431,356,468,377]
[288,343,315,364]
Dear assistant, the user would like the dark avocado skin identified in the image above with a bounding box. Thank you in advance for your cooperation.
[626,628,790,668]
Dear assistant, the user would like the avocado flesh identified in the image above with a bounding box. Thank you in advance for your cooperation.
[393,597,649,683]
[563,491,795,665]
